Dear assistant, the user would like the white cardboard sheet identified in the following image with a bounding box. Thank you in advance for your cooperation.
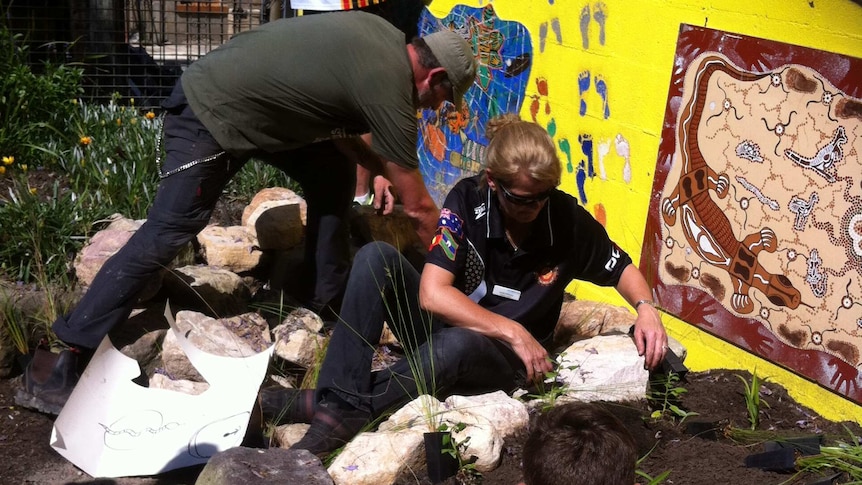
[50,304,273,478]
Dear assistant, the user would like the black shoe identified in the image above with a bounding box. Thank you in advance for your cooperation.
[258,387,318,425]
[290,403,370,457]
[14,346,82,415]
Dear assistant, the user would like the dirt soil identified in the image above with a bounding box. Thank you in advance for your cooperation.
[2,367,861,485]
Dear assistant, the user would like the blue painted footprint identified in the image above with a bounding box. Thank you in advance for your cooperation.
[578,71,591,117]
[595,75,610,119]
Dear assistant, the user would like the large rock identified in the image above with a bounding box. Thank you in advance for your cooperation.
[160,311,272,381]
[351,205,423,253]
[553,299,636,349]
[272,327,327,369]
[378,394,508,472]
[328,429,425,485]
[162,265,251,317]
[73,215,193,299]
[242,187,306,251]
[243,187,307,227]
[554,333,650,402]
[444,391,528,441]
[195,447,333,485]
[272,423,310,448]
[197,225,262,272]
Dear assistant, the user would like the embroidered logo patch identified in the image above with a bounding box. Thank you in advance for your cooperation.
[537,266,559,286]
[437,208,463,238]
[431,227,459,261]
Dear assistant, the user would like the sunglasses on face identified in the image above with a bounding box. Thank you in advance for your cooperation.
[498,183,553,206]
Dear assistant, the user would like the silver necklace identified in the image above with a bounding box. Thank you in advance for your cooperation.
[505,229,520,251]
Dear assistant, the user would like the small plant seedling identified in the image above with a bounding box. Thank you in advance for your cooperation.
[526,356,577,412]
[647,371,698,423]
[735,369,769,430]
[636,443,671,484]
[438,422,482,483]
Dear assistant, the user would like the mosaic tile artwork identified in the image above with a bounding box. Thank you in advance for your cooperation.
[417,4,532,206]
[644,25,862,403]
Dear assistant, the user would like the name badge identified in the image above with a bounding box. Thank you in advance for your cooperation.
[492,285,521,301]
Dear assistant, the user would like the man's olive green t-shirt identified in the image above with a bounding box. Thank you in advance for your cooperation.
[181,11,418,168]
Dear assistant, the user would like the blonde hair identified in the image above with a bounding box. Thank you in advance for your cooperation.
[483,114,561,187]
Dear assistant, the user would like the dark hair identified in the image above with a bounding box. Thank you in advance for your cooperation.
[522,403,637,485]
[411,36,441,69]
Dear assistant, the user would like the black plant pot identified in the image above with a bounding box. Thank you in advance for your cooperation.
[424,431,459,484]
[743,448,797,472]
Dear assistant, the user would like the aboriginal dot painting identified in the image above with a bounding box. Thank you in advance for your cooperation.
[644,25,862,403]
[417,4,532,206]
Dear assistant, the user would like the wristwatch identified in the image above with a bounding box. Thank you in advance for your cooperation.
[634,299,655,310]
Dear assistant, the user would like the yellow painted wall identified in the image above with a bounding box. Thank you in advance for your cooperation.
[427,0,862,422]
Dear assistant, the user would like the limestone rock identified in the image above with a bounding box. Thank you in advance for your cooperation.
[272,423,310,448]
[555,333,650,402]
[160,311,272,381]
[243,187,307,227]
[149,372,209,395]
[162,265,250,317]
[444,391,528,441]
[272,327,327,369]
[242,187,306,251]
[553,299,635,349]
[197,225,261,272]
[195,447,333,485]
[351,205,423,253]
[328,429,425,485]
[278,307,324,334]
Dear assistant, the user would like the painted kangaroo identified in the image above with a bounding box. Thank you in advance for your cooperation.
[661,55,802,314]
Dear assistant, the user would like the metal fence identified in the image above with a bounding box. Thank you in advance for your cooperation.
[4,1,274,109]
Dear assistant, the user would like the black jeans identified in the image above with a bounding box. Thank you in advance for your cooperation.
[316,242,525,417]
[53,82,353,349]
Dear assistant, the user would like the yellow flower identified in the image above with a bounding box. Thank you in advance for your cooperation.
[0,166,5,175]
[130,117,137,125]
[116,118,122,126]
[29,187,37,195]
[21,164,28,172]
[80,136,92,146]
[145,111,156,120]
[2,156,13,165]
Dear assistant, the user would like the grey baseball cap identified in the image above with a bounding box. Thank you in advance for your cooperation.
[422,29,477,107]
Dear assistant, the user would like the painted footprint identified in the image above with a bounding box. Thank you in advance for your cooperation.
[550,18,562,45]
[614,133,632,183]
[538,22,548,53]
[593,2,608,46]
[595,75,610,119]
[579,4,591,49]
[529,77,551,123]
[559,138,573,173]
[596,138,610,180]
[576,160,588,204]
[579,133,594,178]
[578,71,591,117]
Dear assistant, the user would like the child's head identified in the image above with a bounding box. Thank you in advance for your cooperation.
[522,402,637,485]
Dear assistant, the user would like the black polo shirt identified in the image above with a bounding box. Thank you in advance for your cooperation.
[426,175,632,342]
